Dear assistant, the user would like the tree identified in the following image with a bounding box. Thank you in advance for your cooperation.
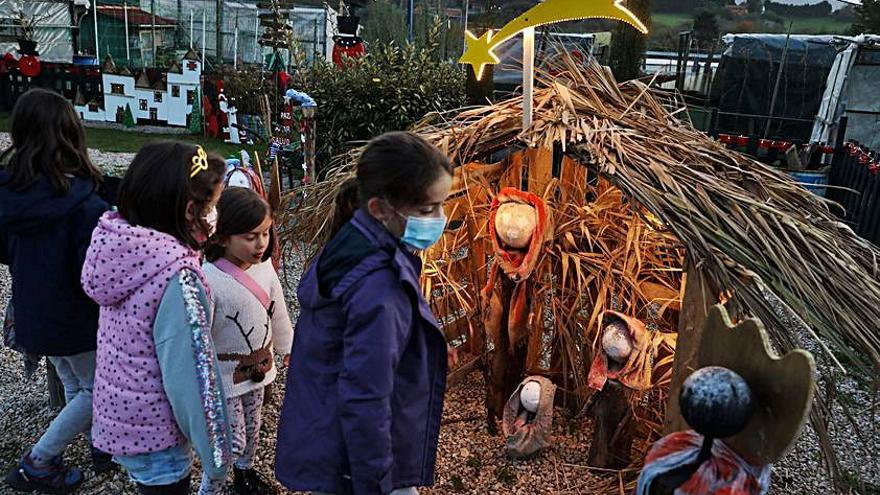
[853,0,880,34]
[188,89,202,135]
[362,0,407,45]
[747,0,763,14]
[123,103,135,128]
[693,10,720,49]
[608,0,651,82]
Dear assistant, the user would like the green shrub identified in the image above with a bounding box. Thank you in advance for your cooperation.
[292,28,465,174]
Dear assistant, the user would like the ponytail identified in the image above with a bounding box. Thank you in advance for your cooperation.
[330,177,359,237]
[326,131,452,241]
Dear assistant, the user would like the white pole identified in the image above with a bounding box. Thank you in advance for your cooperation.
[124,3,130,63]
[93,0,100,62]
[254,15,259,64]
[202,9,207,66]
[233,18,239,70]
[462,0,469,56]
[522,27,535,129]
[190,9,194,49]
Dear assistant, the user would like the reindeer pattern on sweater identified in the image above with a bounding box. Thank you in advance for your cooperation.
[204,260,294,398]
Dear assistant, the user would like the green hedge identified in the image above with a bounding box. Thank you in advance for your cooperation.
[293,39,466,174]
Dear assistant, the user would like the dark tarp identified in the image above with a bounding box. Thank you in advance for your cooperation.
[710,34,840,141]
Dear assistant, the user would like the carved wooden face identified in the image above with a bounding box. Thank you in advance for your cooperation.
[495,203,537,249]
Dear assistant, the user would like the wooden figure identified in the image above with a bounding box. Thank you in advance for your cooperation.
[636,305,816,495]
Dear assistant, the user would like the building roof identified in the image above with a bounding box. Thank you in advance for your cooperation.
[135,70,151,88]
[97,6,178,27]
[101,55,115,73]
[183,48,200,62]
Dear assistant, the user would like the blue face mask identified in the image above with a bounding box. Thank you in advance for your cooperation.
[399,213,447,251]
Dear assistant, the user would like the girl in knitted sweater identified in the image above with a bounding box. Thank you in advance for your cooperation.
[81,142,231,495]
[201,187,293,495]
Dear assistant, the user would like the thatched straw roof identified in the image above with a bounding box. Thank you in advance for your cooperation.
[292,53,880,378]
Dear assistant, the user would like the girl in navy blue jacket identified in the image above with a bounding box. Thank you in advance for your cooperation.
[0,89,110,493]
[275,132,453,495]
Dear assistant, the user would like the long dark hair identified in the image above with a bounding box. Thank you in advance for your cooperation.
[0,88,101,194]
[205,187,275,262]
[330,131,453,236]
[118,141,225,250]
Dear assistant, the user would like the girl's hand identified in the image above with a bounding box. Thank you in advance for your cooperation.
[447,345,459,369]
[283,354,290,367]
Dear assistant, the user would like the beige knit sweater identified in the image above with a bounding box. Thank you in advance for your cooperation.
[204,260,294,398]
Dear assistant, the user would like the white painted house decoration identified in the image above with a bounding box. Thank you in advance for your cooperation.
[75,49,202,127]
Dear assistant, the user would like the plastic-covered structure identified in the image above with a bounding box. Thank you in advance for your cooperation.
[709,34,838,142]
[811,35,880,152]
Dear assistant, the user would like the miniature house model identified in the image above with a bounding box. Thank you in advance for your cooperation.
[75,49,202,127]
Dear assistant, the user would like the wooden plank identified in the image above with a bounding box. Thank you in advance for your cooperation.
[663,264,715,434]
[560,155,588,205]
[527,146,554,195]
[451,161,505,197]
[500,151,524,189]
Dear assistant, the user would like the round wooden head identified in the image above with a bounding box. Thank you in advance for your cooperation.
[495,202,537,249]
[602,320,633,363]
[680,366,754,440]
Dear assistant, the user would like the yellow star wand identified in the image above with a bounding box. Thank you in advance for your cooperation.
[460,0,649,80]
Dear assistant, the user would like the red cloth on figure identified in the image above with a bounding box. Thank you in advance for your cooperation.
[635,430,771,495]
[482,188,551,352]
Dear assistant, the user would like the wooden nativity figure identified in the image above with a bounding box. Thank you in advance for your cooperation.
[482,188,552,431]
[586,311,670,468]
[502,375,557,459]
[636,305,816,495]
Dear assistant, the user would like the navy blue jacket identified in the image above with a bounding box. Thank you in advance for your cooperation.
[275,209,448,495]
[0,171,108,356]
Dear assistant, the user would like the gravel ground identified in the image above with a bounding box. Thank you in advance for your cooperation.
[0,141,877,494]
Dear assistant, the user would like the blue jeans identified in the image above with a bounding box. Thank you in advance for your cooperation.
[30,351,95,461]
[115,444,193,486]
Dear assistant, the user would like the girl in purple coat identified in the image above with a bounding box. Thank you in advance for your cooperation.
[275,132,453,495]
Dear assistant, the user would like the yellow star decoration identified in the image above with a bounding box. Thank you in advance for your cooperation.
[460,0,649,80]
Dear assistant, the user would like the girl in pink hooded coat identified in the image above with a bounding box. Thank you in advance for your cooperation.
[81,142,232,494]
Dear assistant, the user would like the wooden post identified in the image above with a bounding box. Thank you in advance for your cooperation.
[663,263,715,434]
[588,380,633,468]
[46,361,66,410]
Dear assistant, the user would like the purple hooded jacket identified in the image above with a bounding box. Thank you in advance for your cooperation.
[275,209,448,495]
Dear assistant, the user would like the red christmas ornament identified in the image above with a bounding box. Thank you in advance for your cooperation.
[18,54,40,77]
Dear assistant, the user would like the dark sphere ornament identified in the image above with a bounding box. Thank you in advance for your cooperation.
[680,366,754,439]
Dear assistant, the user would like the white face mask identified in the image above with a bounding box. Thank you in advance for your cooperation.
[203,206,218,237]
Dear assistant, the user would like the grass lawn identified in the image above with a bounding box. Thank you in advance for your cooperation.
[785,17,852,34]
[650,12,852,35]
[652,13,692,29]
[0,112,265,158]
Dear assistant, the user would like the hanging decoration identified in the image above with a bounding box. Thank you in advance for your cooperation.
[459,0,648,80]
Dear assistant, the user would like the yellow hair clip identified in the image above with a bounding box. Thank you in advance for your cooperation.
[190,146,209,178]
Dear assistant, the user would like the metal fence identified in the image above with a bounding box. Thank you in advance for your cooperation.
[827,141,880,245]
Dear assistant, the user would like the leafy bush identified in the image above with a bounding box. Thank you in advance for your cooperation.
[292,30,465,173]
